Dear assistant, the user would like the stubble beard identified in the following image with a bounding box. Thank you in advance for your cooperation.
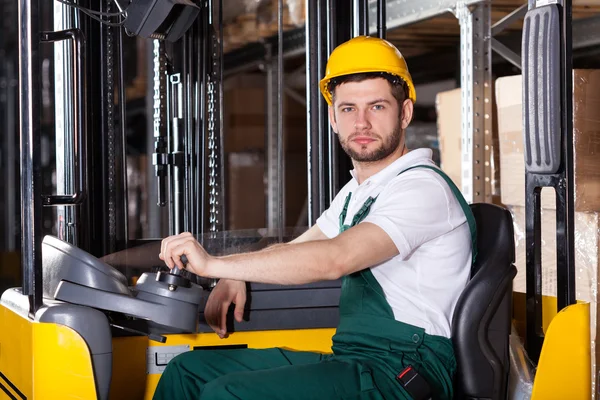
[340,123,403,163]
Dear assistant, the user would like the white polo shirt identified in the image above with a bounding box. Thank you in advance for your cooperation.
[317,148,472,338]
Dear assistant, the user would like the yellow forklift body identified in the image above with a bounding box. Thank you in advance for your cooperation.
[110,328,335,400]
[531,302,591,400]
[0,304,97,399]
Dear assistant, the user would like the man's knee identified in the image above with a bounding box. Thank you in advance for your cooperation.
[200,374,244,400]
[154,351,206,400]
[162,351,193,378]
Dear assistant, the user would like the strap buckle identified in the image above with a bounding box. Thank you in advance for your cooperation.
[396,365,433,400]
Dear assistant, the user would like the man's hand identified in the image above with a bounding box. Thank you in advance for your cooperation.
[159,232,211,276]
[204,279,246,338]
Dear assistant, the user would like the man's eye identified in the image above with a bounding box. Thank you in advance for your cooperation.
[341,107,353,112]
[373,104,384,110]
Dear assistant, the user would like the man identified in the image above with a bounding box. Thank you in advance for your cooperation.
[154,36,474,400]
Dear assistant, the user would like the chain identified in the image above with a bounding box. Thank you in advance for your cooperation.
[207,78,219,234]
[152,40,166,140]
[105,0,116,252]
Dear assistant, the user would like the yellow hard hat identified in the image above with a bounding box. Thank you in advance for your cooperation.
[319,36,416,106]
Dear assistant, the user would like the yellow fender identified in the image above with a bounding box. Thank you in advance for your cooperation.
[0,304,97,399]
[531,303,591,400]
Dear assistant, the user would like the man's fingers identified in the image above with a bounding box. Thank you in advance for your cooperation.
[170,244,188,270]
[165,236,186,270]
[161,234,182,267]
[205,303,227,338]
[204,301,221,335]
[160,233,195,269]
[160,237,171,268]
[220,301,229,337]
[233,293,245,323]
[163,236,195,270]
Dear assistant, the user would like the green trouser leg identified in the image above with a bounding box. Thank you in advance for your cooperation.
[153,347,412,400]
[153,348,323,400]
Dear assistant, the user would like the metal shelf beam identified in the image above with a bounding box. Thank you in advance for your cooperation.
[368,0,486,31]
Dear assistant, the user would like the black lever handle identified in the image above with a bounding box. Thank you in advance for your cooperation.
[156,254,191,289]
[110,322,167,343]
[171,254,188,276]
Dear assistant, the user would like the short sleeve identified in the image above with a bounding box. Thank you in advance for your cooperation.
[316,184,354,238]
[361,170,465,259]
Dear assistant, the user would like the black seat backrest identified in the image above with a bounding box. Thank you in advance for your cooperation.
[452,203,517,400]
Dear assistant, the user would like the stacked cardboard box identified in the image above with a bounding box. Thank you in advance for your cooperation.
[228,152,266,229]
[223,0,306,53]
[496,72,600,296]
[223,74,307,154]
[224,74,308,230]
[435,87,501,201]
[435,89,462,187]
[256,0,306,38]
[497,73,600,211]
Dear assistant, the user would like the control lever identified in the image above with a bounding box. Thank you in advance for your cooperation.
[110,322,167,343]
[156,254,192,291]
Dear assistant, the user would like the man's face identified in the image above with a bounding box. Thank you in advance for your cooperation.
[328,78,411,163]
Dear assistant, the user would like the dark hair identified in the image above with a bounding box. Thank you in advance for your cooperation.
[328,72,409,108]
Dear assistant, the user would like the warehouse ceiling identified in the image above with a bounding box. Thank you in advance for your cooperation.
[223,1,600,84]
[385,0,600,59]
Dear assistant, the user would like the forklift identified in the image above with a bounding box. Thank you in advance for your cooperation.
[0,0,592,399]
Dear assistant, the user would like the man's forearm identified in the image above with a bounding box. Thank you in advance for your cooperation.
[203,240,342,285]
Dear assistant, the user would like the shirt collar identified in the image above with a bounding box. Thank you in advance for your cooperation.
[349,148,434,187]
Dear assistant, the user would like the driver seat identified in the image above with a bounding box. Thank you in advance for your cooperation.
[452,203,517,399]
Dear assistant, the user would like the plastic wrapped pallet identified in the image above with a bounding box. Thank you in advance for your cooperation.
[508,194,599,396]
[508,200,598,302]
[508,325,535,400]
[496,71,600,211]
[497,70,600,398]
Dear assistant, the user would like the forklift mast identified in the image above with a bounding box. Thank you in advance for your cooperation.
[522,0,576,362]
[17,0,216,312]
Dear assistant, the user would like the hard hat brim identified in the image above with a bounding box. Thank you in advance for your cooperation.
[319,70,417,106]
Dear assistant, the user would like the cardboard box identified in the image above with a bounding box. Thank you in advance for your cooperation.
[227,152,307,230]
[435,88,501,198]
[284,152,308,227]
[257,0,306,38]
[228,152,266,230]
[223,75,307,154]
[496,71,600,210]
[436,89,462,188]
[223,0,306,50]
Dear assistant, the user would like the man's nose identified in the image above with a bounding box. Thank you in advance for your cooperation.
[354,110,371,131]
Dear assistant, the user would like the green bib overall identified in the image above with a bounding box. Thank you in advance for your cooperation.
[153,165,476,400]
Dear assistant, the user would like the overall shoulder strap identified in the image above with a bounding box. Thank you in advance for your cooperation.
[398,165,478,265]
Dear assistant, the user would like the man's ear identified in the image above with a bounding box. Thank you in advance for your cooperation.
[401,99,414,129]
[328,106,338,134]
